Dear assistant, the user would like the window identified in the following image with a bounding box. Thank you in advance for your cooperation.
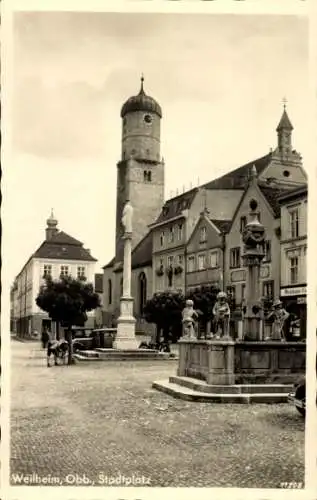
[200,226,207,243]
[139,272,147,315]
[120,277,123,296]
[178,224,183,241]
[159,258,164,267]
[230,247,241,268]
[289,208,299,238]
[241,284,246,301]
[168,227,174,243]
[209,251,218,268]
[167,255,174,267]
[143,170,151,182]
[188,256,195,272]
[160,232,165,247]
[77,266,85,279]
[263,280,274,298]
[198,254,206,270]
[178,255,183,266]
[240,216,247,233]
[108,279,112,305]
[43,265,52,278]
[262,240,271,262]
[60,265,69,277]
[290,257,299,284]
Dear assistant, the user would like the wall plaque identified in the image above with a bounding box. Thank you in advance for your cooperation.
[231,270,246,282]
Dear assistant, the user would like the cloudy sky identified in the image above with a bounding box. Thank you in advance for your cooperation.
[7,12,308,284]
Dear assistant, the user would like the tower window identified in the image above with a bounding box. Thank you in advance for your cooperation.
[144,114,152,124]
[283,170,290,177]
[144,170,152,182]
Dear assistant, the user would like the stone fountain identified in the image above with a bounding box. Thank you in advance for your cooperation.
[153,197,305,402]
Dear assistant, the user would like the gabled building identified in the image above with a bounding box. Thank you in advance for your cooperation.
[224,167,287,310]
[278,186,307,338]
[11,212,98,337]
[185,206,231,292]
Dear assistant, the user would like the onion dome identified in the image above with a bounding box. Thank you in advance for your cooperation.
[120,75,162,118]
[46,209,58,228]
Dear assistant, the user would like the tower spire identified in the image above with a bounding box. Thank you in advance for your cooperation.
[140,73,145,94]
[276,99,293,156]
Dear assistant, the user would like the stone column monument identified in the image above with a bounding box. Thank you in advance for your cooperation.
[114,200,138,350]
[242,198,266,341]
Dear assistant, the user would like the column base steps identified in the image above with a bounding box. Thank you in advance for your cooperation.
[152,376,292,403]
[73,349,177,362]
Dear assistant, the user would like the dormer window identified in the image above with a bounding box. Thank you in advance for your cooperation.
[200,226,207,243]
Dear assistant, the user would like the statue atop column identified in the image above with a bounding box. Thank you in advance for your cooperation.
[242,198,266,340]
[121,200,133,234]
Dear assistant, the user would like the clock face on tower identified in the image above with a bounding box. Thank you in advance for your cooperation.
[144,114,152,124]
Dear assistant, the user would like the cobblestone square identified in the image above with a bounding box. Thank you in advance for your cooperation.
[10,340,304,488]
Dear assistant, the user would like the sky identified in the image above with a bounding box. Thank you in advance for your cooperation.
[7,11,309,284]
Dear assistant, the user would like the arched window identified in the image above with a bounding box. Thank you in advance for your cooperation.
[108,279,112,305]
[139,272,147,315]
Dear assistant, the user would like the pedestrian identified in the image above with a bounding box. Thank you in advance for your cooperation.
[41,328,50,349]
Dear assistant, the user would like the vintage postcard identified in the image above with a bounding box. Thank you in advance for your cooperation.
[2,1,316,500]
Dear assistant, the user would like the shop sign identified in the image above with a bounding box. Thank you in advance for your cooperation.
[280,286,307,297]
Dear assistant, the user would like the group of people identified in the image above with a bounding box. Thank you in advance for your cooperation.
[181,291,292,341]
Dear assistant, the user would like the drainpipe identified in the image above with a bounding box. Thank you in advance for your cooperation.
[221,232,226,292]
[24,268,27,336]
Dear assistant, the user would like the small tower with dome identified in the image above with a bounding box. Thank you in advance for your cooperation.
[45,209,58,240]
[115,76,165,262]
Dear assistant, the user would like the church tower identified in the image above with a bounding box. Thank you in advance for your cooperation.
[276,103,293,158]
[115,76,165,262]
[258,102,307,188]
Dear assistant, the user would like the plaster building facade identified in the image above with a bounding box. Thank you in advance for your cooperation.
[102,79,307,335]
[278,186,307,338]
[11,213,98,337]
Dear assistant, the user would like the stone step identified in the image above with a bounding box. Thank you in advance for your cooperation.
[152,380,289,404]
[73,354,101,361]
[75,349,177,361]
[170,376,292,394]
[76,350,100,358]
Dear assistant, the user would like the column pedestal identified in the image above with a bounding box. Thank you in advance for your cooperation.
[114,296,138,350]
